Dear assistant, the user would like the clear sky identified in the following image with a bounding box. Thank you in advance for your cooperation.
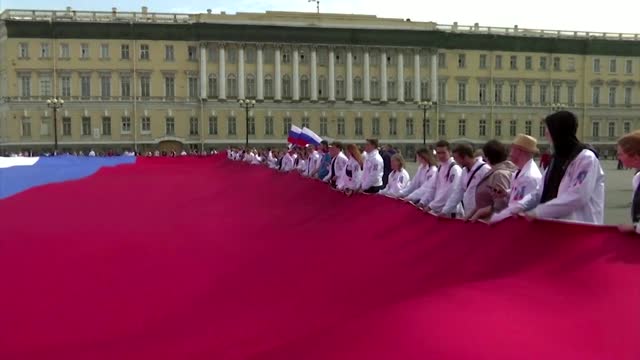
[1,0,638,35]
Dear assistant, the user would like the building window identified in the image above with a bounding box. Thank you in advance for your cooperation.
[458,119,466,136]
[539,121,546,138]
[593,58,600,72]
[247,117,255,135]
[140,44,150,60]
[39,75,52,97]
[479,119,487,137]
[120,44,130,59]
[141,116,151,132]
[592,87,600,106]
[80,43,89,59]
[458,54,466,68]
[100,44,109,59]
[245,47,256,63]
[525,120,532,136]
[509,120,517,137]
[372,117,380,136]
[165,45,174,61]
[80,75,91,98]
[553,57,561,71]
[140,75,151,98]
[525,84,533,105]
[227,48,237,63]
[405,118,414,136]
[509,83,517,105]
[424,118,431,137]
[228,116,237,135]
[609,59,617,73]
[227,75,237,98]
[494,83,503,104]
[626,60,633,74]
[438,53,446,68]
[540,57,547,70]
[19,74,31,97]
[189,117,199,136]
[495,55,502,69]
[539,84,548,105]
[283,117,292,136]
[624,121,631,134]
[300,76,310,99]
[301,117,310,129]
[553,84,561,104]
[437,119,446,137]
[494,120,502,137]
[457,82,467,103]
[19,43,29,58]
[164,117,175,135]
[355,117,363,136]
[608,122,616,138]
[121,116,131,133]
[370,78,379,99]
[62,117,72,136]
[389,117,397,136]
[404,80,413,101]
[21,118,31,137]
[264,76,274,98]
[246,75,256,98]
[188,46,197,61]
[208,116,218,135]
[59,43,70,58]
[567,57,576,71]
[100,75,111,98]
[525,56,532,70]
[510,55,517,70]
[164,76,175,98]
[625,87,632,106]
[337,117,346,136]
[60,76,71,97]
[592,121,600,137]
[479,54,487,69]
[121,76,131,98]
[188,76,199,98]
[101,117,111,136]
[567,85,575,106]
[40,43,50,58]
[609,87,616,107]
[283,75,292,98]
[320,117,328,136]
[81,116,91,136]
[438,80,446,103]
[353,76,362,98]
[479,83,487,104]
[421,81,429,101]
[387,79,396,100]
[264,116,274,135]
[208,75,218,98]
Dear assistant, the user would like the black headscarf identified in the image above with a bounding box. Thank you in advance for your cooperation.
[540,111,586,204]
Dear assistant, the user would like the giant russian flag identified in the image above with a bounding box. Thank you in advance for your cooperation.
[287,125,304,146]
[300,127,324,146]
[0,155,639,359]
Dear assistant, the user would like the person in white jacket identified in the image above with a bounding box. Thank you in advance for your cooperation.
[323,141,349,188]
[442,143,491,218]
[360,139,385,193]
[379,154,411,198]
[616,131,640,234]
[399,148,438,203]
[421,140,463,217]
[339,143,364,195]
[524,111,605,225]
[304,145,321,177]
[281,149,297,172]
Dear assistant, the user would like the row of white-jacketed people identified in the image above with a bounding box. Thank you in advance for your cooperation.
[229,111,610,226]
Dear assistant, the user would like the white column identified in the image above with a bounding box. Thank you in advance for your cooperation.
[292,48,300,101]
[414,50,421,102]
[363,49,370,102]
[380,49,388,102]
[274,46,282,101]
[328,47,336,102]
[256,45,264,101]
[238,46,245,100]
[397,51,404,103]
[218,44,226,100]
[430,51,438,102]
[346,48,353,102]
[310,47,318,102]
[199,44,207,99]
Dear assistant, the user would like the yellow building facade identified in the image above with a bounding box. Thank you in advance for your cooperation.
[0,8,639,156]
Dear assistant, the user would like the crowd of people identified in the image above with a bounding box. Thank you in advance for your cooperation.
[230,111,640,235]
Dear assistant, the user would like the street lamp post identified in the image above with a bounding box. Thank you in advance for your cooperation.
[239,99,256,148]
[46,97,64,154]
[418,100,434,146]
